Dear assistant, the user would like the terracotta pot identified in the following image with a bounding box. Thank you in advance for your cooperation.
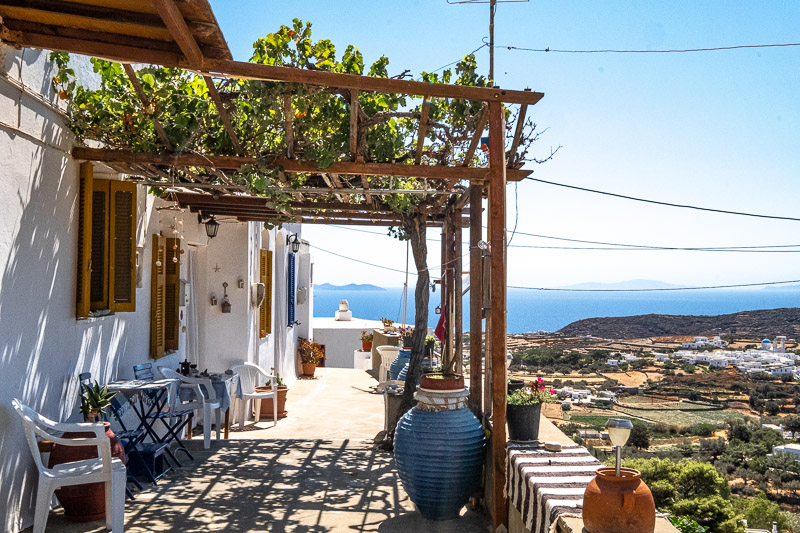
[361,340,373,351]
[419,372,464,391]
[48,422,126,522]
[255,385,289,419]
[582,467,656,533]
[301,362,316,377]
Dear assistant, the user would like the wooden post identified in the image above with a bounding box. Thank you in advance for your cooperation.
[488,100,508,531]
[454,209,463,374]
[440,211,451,368]
[468,184,483,416]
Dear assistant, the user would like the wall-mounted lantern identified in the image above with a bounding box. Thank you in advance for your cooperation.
[287,233,301,253]
[210,293,218,306]
[237,277,244,289]
[221,282,231,313]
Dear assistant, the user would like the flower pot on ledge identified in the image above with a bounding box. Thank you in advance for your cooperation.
[301,362,316,377]
[361,340,373,351]
[582,467,656,533]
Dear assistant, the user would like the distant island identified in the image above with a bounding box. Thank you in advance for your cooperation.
[556,279,680,290]
[558,307,800,339]
[316,283,386,291]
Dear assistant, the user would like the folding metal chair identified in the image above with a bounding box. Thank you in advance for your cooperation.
[132,363,195,465]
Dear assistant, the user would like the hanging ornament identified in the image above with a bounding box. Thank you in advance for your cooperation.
[155,260,162,267]
[172,257,178,263]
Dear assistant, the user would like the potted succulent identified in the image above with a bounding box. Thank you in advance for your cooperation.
[298,337,324,377]
[79,381,117,422]
[506,377,557,441]
[256,371,289,419]
[360,330,374,352]
[380,317,395,331]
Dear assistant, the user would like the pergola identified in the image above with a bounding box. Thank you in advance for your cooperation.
[0,1,544,528]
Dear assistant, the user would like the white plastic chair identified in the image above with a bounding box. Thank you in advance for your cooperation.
[12,398,125,533]
[376,345,400,391]
[230,362,277,429]
[158,367,222,449]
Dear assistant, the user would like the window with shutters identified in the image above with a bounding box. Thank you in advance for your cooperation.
[287,252,296,326]
[259,249,273,338]
[150,234,181,359]
[76,162,137,318]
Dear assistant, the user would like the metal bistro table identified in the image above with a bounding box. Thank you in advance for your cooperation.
[177,372,239,439]
[107,378,191,468]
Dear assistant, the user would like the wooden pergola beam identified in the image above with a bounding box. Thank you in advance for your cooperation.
[284,91,295,159]
[507,100,529,167]
[463,105,489,167]
[73,147,532,181]
[151,0,203,67]
[468,183,483,416]
[122,64,174,150]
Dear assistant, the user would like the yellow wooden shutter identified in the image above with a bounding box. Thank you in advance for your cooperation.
[109,181,137,312]
[164,237,180,351]
[260,249,273,336]
[89,179,109,311]
[76,163,93,319]
[150,234,166,359]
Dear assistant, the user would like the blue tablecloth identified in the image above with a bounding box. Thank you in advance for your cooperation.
[177,373,237,412]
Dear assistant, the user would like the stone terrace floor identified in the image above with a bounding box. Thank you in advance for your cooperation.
[28,368,491,532]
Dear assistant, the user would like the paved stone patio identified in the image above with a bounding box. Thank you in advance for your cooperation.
[27,368,492,532]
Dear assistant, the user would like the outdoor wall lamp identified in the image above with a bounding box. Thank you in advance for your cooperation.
[220,282,231,313]
[198,213,220,239]
[287,233,301,253]
[605,418,633,477]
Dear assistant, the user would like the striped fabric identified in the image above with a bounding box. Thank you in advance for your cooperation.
[506,444,603,533]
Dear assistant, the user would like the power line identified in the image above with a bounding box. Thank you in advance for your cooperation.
[329,224,800,252]
[492,41,800,54]
[509,279,800,292]
[430,43,488,73]
[526,177,800,222]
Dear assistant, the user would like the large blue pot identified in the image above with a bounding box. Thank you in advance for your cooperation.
[394,389,486,521]
[389,349,411,380]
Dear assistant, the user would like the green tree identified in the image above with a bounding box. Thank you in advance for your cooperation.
[629,423,651,450]
[671,495,742,533]
[737,493,791,532]
[766,400,781,415]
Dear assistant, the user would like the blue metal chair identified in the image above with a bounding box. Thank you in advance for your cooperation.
[132,363,195,464]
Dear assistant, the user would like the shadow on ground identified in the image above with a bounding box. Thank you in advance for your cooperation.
[27,439,490,532]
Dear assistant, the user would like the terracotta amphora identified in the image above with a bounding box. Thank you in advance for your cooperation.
[582,467,656,533]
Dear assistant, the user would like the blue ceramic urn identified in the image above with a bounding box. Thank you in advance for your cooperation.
[389,349,411,380]
[394,388,486,520]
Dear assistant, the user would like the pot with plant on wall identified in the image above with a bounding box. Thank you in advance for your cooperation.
[506,377,557,442]
[298,337,324,377]
[424,335,437,356]
[360,330,374,352]
[399,325,414,348]
[49,381,126,522]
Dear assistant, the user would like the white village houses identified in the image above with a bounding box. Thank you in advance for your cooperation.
[0,47,314,532]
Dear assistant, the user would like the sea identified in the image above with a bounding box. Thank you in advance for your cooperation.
[313,288,800,334]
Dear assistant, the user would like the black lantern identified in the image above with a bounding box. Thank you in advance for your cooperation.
[287,233,301,253]
[204,217,220,239]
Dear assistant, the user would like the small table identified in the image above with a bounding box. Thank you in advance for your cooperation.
[177,373,238,439]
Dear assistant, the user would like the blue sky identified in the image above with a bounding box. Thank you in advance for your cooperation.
[210,1,800,288]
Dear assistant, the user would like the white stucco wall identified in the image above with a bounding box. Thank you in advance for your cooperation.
[0,47,184,532]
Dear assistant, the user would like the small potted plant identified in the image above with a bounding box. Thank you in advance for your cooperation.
[298,337,324,377]
[506,378,557,441]
[361,330,374,352]
[425,335,436,356]
[399,325,414,348]
[256,371,289,419]
[79,381,117,422]
[380,317,395,332]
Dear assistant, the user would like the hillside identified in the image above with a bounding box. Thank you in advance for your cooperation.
[316,283,385,291]
[557,307,800,339]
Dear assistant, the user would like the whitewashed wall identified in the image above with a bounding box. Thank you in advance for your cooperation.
[0,47,184,532]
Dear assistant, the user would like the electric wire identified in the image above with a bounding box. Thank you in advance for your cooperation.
[508,279,800,292]
[490,40,800,54]
[328,224,800,252]
[525,177,800,222]
[430,43,488,73]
